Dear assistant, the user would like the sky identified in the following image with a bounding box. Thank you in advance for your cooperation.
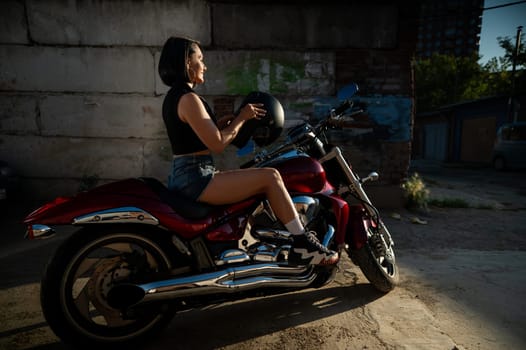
[478,0,526,65]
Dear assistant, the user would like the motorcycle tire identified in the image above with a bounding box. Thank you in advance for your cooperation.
[350,241,399,293]
[40,226,177,348]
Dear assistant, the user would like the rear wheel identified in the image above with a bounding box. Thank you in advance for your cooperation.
[40,226,177,348]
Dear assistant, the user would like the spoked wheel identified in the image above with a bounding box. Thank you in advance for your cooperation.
[349,222,399,293]
[40,227,176,348]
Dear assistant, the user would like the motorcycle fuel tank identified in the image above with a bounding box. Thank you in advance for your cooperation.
[270,156,327,193]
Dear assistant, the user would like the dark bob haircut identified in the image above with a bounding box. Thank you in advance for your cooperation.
[158,37,199,87]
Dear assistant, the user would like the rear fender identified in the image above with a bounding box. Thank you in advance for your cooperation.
[23,179,164,227]
[23,178,259,241]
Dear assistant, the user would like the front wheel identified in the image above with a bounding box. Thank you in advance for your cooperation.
[40,226,177,348]
[349,231,398,293]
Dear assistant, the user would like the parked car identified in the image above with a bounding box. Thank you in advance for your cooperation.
[492,122,526,170]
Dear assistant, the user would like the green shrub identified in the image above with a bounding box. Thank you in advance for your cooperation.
[402,173,430,210]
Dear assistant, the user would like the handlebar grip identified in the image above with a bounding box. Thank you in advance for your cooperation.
[333,100,351,116]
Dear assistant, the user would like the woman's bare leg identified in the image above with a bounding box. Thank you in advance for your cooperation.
[198,167,338,265]
[198,167,297,223]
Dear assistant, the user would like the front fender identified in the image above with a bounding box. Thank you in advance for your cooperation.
[346,205,373,250]
[317,193,349,246]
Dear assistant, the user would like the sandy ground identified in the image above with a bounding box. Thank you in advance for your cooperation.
[0,165,525,349]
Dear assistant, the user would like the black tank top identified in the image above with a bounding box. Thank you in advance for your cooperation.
[162,84,217,155]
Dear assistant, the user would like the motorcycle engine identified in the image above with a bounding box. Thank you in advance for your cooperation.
[244,196,321,263]
[213,196,323,266]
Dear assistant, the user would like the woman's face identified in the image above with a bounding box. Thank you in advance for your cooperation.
[187,44,206,85]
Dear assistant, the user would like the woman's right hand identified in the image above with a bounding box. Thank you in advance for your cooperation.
[238,103,267,121]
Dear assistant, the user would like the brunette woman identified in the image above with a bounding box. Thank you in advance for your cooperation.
[158,37,338,265]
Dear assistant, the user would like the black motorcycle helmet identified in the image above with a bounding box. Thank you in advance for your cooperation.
[232,91,285,148]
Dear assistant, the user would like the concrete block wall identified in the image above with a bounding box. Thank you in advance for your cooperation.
[0,0,418,206]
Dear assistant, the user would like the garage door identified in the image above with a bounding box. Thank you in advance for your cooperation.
[460,117,496,163]
[424,123,447,161]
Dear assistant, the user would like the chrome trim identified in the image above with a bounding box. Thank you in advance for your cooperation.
[141,263,315,300]
[110,263,316,308]
[320,148,395,250]
[254,229,292,240]
[25,224,55,239]
[172,235,192,256]
[360,171,379,184]
[321,147,376,216]
[252,243,283,262]
[73,206,159,225]
[322,225,335,248]
[216,249,251,265]
[107,227,339,309]
[293,195,319,220]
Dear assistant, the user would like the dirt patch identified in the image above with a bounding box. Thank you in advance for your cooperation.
[1,167,525,349]
[387,207,526,251]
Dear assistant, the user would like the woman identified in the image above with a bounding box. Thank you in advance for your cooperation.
[158,37,338,266]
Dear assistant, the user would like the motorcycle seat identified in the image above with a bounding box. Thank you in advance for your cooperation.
[139,177,216,220]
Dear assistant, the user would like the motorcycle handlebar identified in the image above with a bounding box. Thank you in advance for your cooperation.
[240,142,295,169]
[332,100,351,116]
[240,101,351,169]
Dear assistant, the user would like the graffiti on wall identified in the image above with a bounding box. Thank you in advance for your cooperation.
[226,59,304,95]
[313,84,412,143]
[225,57,412,151]
[223,54,334,97]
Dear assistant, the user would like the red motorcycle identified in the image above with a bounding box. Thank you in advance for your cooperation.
[24,84,398,348]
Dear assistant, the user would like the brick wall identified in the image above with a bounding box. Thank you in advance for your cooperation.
[333,3,418,206]
[0,0,418,206]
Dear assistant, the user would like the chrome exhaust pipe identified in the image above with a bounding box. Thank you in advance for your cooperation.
[108,263,316,309]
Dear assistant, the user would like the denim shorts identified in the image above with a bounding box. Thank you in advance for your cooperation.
[167,154,215,201]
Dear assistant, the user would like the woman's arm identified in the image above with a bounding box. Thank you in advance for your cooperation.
[178,92,264,154]
[217,114,236,130]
